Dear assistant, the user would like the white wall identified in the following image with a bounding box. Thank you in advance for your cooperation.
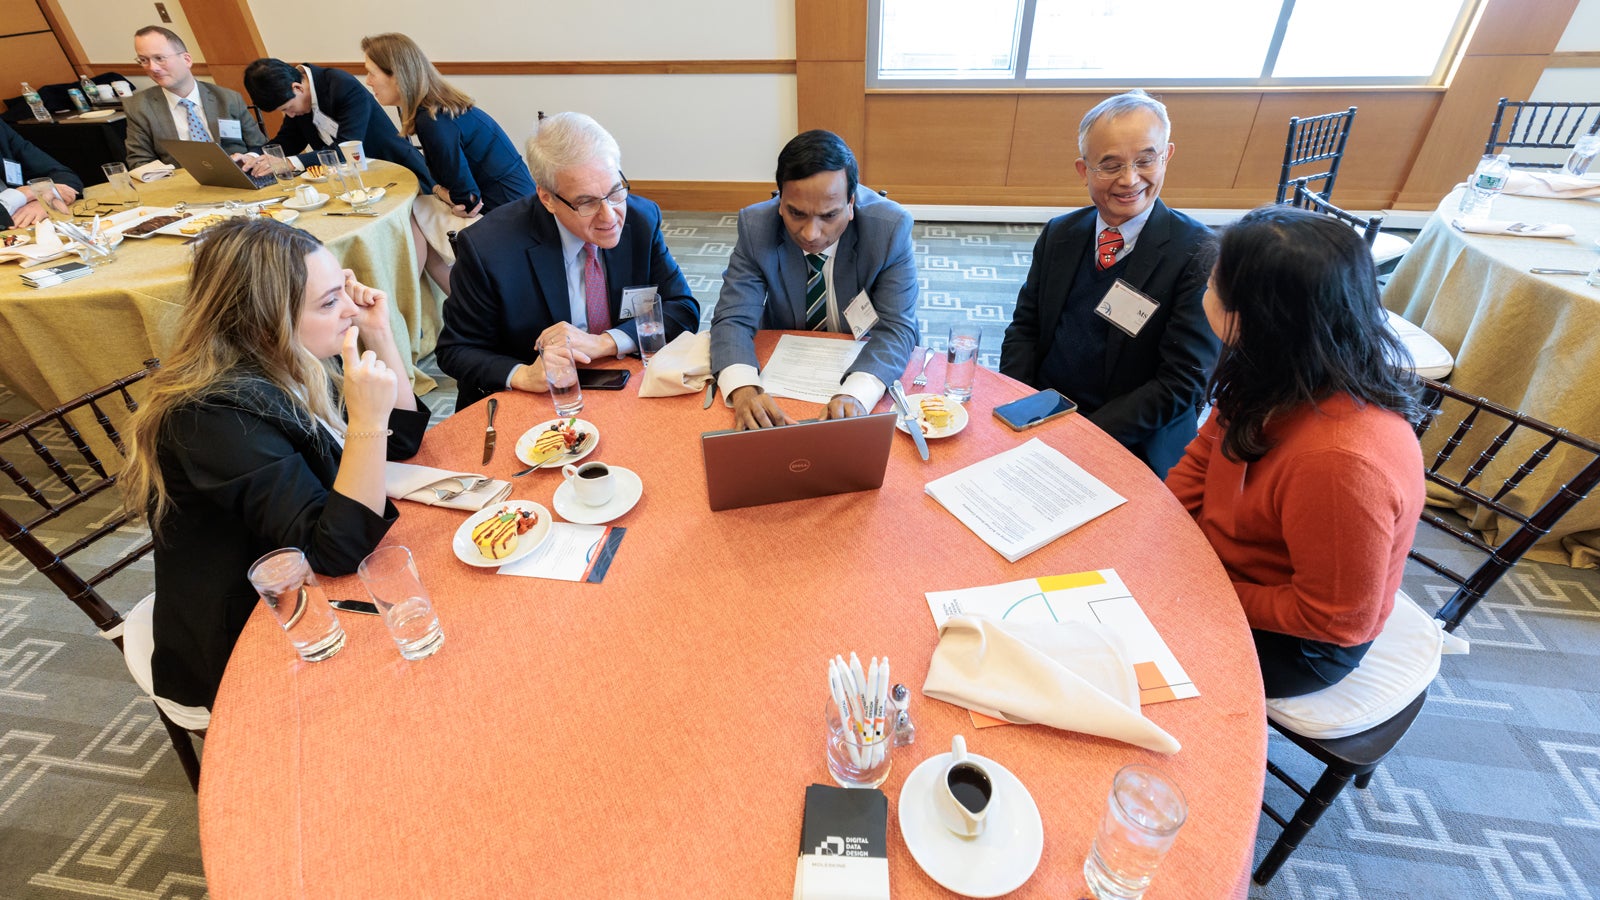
[1536,0,1600,103]
[59,0,206,63]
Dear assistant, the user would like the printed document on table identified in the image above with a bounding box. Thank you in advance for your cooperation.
[759,334,865,404]
[924,438,1126,562]
[926,568,1197,714]
[498,523,624,583]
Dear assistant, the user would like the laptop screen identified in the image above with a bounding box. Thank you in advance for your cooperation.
[700,413,897,511]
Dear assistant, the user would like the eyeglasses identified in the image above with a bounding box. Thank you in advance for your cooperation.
[135,53,180,67]
[71,199,138,216]
[550,173,630,217]
[1085,154,1167,181]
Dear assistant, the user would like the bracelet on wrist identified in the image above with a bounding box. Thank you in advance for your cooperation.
[345,428,393,439]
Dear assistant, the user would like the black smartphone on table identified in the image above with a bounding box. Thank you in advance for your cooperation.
[578,369,631,390]
[993,388,1078,431]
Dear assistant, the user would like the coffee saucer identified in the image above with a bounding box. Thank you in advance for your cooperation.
[283,194,329,211]
[552,465,642,525]
[898,751,1043,898]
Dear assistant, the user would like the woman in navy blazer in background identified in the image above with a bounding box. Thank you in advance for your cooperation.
[361,32,536,293]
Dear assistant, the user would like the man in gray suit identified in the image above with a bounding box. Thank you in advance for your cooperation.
[710,130,919,429]
[123,26,265,168]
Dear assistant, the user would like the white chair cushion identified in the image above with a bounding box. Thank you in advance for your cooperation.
[1265,589,1442,739]
[123,592,212,731]
[1371,231,1412,267]
[1384,309,1454,379]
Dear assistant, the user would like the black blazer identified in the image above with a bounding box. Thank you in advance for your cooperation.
[413,106,534,212]
[437,192,701,410]
[268,64,434,191]
[149,374,429,709]
[0,119,82,228]
[1000,200,1219,476]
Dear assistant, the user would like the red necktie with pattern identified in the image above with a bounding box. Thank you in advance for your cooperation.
[584,243,611,333]
[1096,226,1123,270]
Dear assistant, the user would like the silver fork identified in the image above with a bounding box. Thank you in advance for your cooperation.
[911,347,936,388]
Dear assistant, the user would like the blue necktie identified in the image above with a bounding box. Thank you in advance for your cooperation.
[180,98,210,143]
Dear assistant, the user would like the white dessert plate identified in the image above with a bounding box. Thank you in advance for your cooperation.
[895,392,970,439]
[107,207,186,239]
[898,751,1044,898]
[337,186,386,205]
[552,466,642,524]
[451,500,552,569]
[76,109,117,120]
[300,171,330,183]
[515,418,599,469]
[283,194,329,211]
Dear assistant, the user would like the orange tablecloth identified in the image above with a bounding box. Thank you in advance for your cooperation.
[199,334,1265,898]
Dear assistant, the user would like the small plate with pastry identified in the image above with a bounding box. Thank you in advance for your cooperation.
[515,417,599,469]
[453,500,552,568]
[895,393,969,439]
[300,165,330,182]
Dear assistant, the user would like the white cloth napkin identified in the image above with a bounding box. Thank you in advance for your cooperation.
[639,330,712,398]
[0,220,70,266]
[130,160,176,182]
[923,615,1181,754]
[384,462,511,511]
[1450,218,1576,238]
[1501,171,1600,198]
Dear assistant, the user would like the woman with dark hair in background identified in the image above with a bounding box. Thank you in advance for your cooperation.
[1166,205,1425,698]
[122,217,429,727]
[361,32,535,293]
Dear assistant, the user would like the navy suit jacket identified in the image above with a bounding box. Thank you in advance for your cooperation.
[709,186,919,387]
[0,120,82,228]
[268,64,433,190]
[1000,199,1219,476]
[437,192,701,410]
[412,106,533,212]
[123,81,267,167]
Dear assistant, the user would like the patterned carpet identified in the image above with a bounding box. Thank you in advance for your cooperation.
[1,213,1596,899]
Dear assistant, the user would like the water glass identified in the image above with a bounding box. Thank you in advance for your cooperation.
[635,290,666,365]
[100,162,140,206]
[316,148,344,192]
[824,699,893,789]
[247,548,347,663]
[356,546,445,661]
[335,159,377,213]
[543,334,585,416]
[262,144,296,192]
[26,178,73,223]
[1083,765,1187,900]
[1566,132,1600,176]
[944,323,981,403]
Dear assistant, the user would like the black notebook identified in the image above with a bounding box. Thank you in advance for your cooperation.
[793,783,889,900]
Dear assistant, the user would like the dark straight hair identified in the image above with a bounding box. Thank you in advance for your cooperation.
[1208,205,1423,463]
[775,130,858,199]
[243,58,302,111]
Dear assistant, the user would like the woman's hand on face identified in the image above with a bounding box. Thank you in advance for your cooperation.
[340,325,397,430]
[344,268,391,336]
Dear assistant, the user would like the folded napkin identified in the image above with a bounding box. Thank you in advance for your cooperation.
[1450,218,1576,238]
[1501,171,1600,198]
[130,160,176,183]
[384,462,511,511]
[0,220,69,266]
[639,329,712,398]
[923,615,1181,754]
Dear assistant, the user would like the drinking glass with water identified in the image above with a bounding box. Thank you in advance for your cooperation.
[247,548,346,662]
[356,545,444,661]
[943,323,981,403]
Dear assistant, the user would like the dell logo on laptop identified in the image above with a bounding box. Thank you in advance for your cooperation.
[789,459,812,473]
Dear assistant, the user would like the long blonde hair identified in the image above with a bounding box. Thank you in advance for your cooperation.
[361,32,474,136]
[122,217,340,525]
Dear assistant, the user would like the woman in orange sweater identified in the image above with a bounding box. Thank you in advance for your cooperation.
[1166,206,1425,698]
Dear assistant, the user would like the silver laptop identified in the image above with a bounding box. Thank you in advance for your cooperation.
[158,138,277,190]
[701,413,897,511]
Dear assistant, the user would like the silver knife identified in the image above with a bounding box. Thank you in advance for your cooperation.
[702,380,716,409]
[891,380,930,461]
[325,211,379,217]
[482,397,498,465]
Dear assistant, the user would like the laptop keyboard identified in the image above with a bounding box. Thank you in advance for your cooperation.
[244,168,278,189]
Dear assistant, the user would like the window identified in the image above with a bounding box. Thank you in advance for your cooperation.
[869,0,1482,87]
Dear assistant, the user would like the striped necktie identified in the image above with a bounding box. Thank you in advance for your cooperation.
[179,98,211,143]
[804,252,829,331]
[584,243,611,334]
[1096,227,1123,270]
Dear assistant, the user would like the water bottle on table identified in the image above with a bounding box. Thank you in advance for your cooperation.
[20,83,51,122]
[1458,153,1511,219]
[1566,130,1600,176]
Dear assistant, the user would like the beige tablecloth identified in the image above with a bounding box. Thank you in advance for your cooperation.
[1384,188,1600,565]
[0,160,434,419]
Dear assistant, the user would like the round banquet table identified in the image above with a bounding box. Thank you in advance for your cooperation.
[199,334,1266,898]
[0,160,432,417]
[1383,187,1600,565]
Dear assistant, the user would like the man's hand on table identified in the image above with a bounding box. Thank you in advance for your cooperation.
[239,154,276,177]
[508,338,583,395]
[823,394,868,420]
[731,385,798,430]
[15,183,77,226]
[537,321,615,364]
[9,199,54,228]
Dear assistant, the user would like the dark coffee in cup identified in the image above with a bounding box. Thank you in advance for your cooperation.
[947,763,992,813]
[579,464,609,479]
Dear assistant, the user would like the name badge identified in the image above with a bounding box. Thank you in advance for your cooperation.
[1094,279,1160,337]
[842,290,879,340]
[218,118,243,140]
[3,158,22,187]
[618,285,657,320]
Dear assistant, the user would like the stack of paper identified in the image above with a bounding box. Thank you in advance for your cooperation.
[22,260,93,288]
[923,438,1125,561]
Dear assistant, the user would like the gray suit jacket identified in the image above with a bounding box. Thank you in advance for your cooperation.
[123,82,266,168]
[710,186,919,387]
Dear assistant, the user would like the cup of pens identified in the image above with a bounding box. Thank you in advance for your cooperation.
[825,654,894,789]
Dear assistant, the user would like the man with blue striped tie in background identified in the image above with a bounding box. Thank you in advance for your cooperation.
[710,130,919,430]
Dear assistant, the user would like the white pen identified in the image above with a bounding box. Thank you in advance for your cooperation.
[849,652,868,720]
[828,661,861,768]
[865,657,880,761]
[873,659,891,765]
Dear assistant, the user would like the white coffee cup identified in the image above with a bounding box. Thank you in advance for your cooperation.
[112,81,133,97]
[936,735,995,838]
[95,84,115,102]
[561,461,614,507]
[339,140,367,171]
[294,184,322,205]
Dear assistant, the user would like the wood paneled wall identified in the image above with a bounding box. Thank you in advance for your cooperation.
[798,0,1581,212]
[2,0,75,93]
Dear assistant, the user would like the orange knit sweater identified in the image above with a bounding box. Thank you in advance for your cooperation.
[1166,395,1424,646]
